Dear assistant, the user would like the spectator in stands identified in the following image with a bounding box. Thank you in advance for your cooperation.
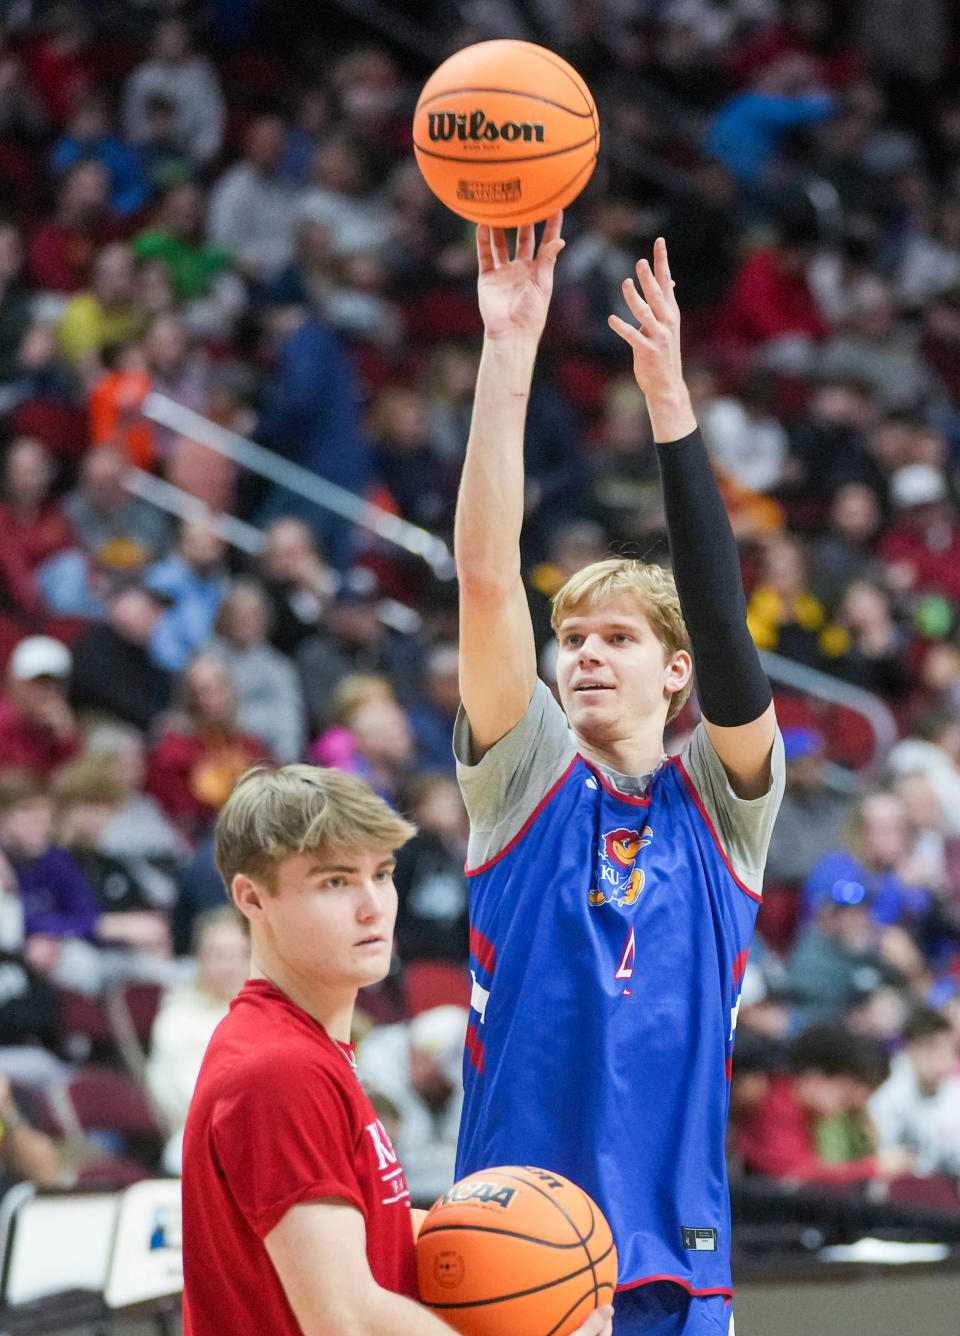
[734,1024,910,1186]
[208,114,295,281]
[893,769,960,916]
[695,368,792,496]
[50,90,150,218]
[27,159,121,294]
[0,769,100,981]
[312,690,417,806]
[879,463,960,606]
[257,517,336,655]
[355,1005,468,1206]
[0,1070,61,1194]
[0,224,33,393]
[294,136,389,260]
[887,710,960,841]
[786,873,902,1023]
[393,774,469,967]
[62,445,170,571]
[255,311,371,561]
[69,577,174,730]
[132,92,193,194]
[295,566,423,733]
[145,519,229,673]
[207,578,307,763]
[0,638,81,777]
[746,532,846,669]
[809,482,887,609]
[369,385,455,535]
[869,1007,960,1179]
[765,727,857,889]
[121,17,225,167]
[788,376,885,505]
[146,652,269,842]
[704,54,835,195]
[818,276,950,413]
[408,644,459,773]
[146,906,249,1173]
[55,243,145,384]
[802,791,937,944]
[0,436,83,620]
[831,578,910,698]
[133,181,240,331]
[51,757,173,958]
[557,198,646,361]
[23,1,95,130]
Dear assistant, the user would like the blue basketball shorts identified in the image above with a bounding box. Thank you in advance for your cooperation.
[614,1282,734,1336]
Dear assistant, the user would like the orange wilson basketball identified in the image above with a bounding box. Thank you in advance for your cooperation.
[416,1165,617,1336]
[412,40,599,227]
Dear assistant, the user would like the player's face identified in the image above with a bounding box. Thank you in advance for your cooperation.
[255,847,398,992]
[555,597,689,742]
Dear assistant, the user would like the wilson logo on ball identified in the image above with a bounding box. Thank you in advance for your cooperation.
[427,111,545,144]
[440,1180,518,1208]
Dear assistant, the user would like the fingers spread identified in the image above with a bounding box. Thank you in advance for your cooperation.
[635,256,668,320]
[608,312,645,345]
[620,277,653,327]
[490,228,510,267]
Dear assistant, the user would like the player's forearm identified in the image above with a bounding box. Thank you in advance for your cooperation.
[355,1285,455,1336]
[454,334,537,589]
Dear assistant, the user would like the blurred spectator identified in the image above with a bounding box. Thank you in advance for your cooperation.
[0,769,100,979]
[407,644,459,773]
[801,791,937,943]
[0,638,81,777]
[55,243,144,383]
[312,689,416,804]
[51,757,173,957]
[27,159,122,294]
[207,578,307,763]
[23,2,95,130]
[558,198,648,360]
[255,313,371,559]
[746,532,846,669]
[295,566,423,733]
[734,1024,908,1185]
[893,769,960,912]
[145,520,229,673]
[831,578,910,697]
[0,437,82,620]
[50,91,150,218]
[145,907,249,1173]
[393,774,469,966]
[356,1005,467,1205]
[208,114,295,282]
[280,84,332,186]
[0,1070,61,1193]
[658,159,739,319]
[818,277,949,412]
[765,728,857,888]
[121,17,225,167]
[868,1006,960,1178]
[878,463,960,605]
[62,445,170,571]
[146,652,269,842]
[697,371,792,494]
[887,711,960,841]
[788,376,885,504]
[86,721,188,882]
[69,577,174,730]
[369,385,455,534]
[294,136,390,259]
[132,92,193,194]
[0,224,33,392]
[257,517,336,655]
[786,872,899,1023]
[704,54,835,194]
[809,482,887,608]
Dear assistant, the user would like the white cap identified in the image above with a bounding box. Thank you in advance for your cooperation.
[9,635,72,681]
[409,1005,469,1085]
[889,464,948,508]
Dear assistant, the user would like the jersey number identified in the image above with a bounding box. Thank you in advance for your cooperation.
[614,926,635,980]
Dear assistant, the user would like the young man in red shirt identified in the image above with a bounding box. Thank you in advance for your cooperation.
[182,762,613,1336]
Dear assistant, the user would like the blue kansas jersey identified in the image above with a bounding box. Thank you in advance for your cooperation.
[456,751,759,1298]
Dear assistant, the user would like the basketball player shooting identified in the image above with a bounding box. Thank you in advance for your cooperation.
[453,213,785,1336]
[180,763,613,1336]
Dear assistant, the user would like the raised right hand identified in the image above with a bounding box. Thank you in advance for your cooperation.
[570,1303,614,1336]
[476,211,565,344]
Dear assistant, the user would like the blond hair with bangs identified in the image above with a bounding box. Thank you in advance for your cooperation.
[215,763,416,896]
[551,558,693,722]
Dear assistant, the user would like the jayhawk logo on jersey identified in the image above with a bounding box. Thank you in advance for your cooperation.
[588,825,653,907]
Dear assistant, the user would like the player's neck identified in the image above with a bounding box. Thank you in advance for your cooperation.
[575,731,666,778]
[248,960,356,1042]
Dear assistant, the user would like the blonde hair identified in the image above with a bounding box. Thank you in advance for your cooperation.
[214,763,416,893]
[551,558,693,722]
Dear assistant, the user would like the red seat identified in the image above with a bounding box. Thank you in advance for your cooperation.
[402,960,471,1016]
[66,1065,166,1168]
[756,883,801,954]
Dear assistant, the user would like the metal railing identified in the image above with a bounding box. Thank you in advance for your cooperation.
[140,393,456,579]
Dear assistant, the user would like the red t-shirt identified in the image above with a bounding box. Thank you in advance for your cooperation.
[182,979,418,1336]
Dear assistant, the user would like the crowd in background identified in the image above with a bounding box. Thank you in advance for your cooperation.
[2,0,960,1229]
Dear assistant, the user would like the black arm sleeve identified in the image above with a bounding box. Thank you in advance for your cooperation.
[655,427,772,727]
